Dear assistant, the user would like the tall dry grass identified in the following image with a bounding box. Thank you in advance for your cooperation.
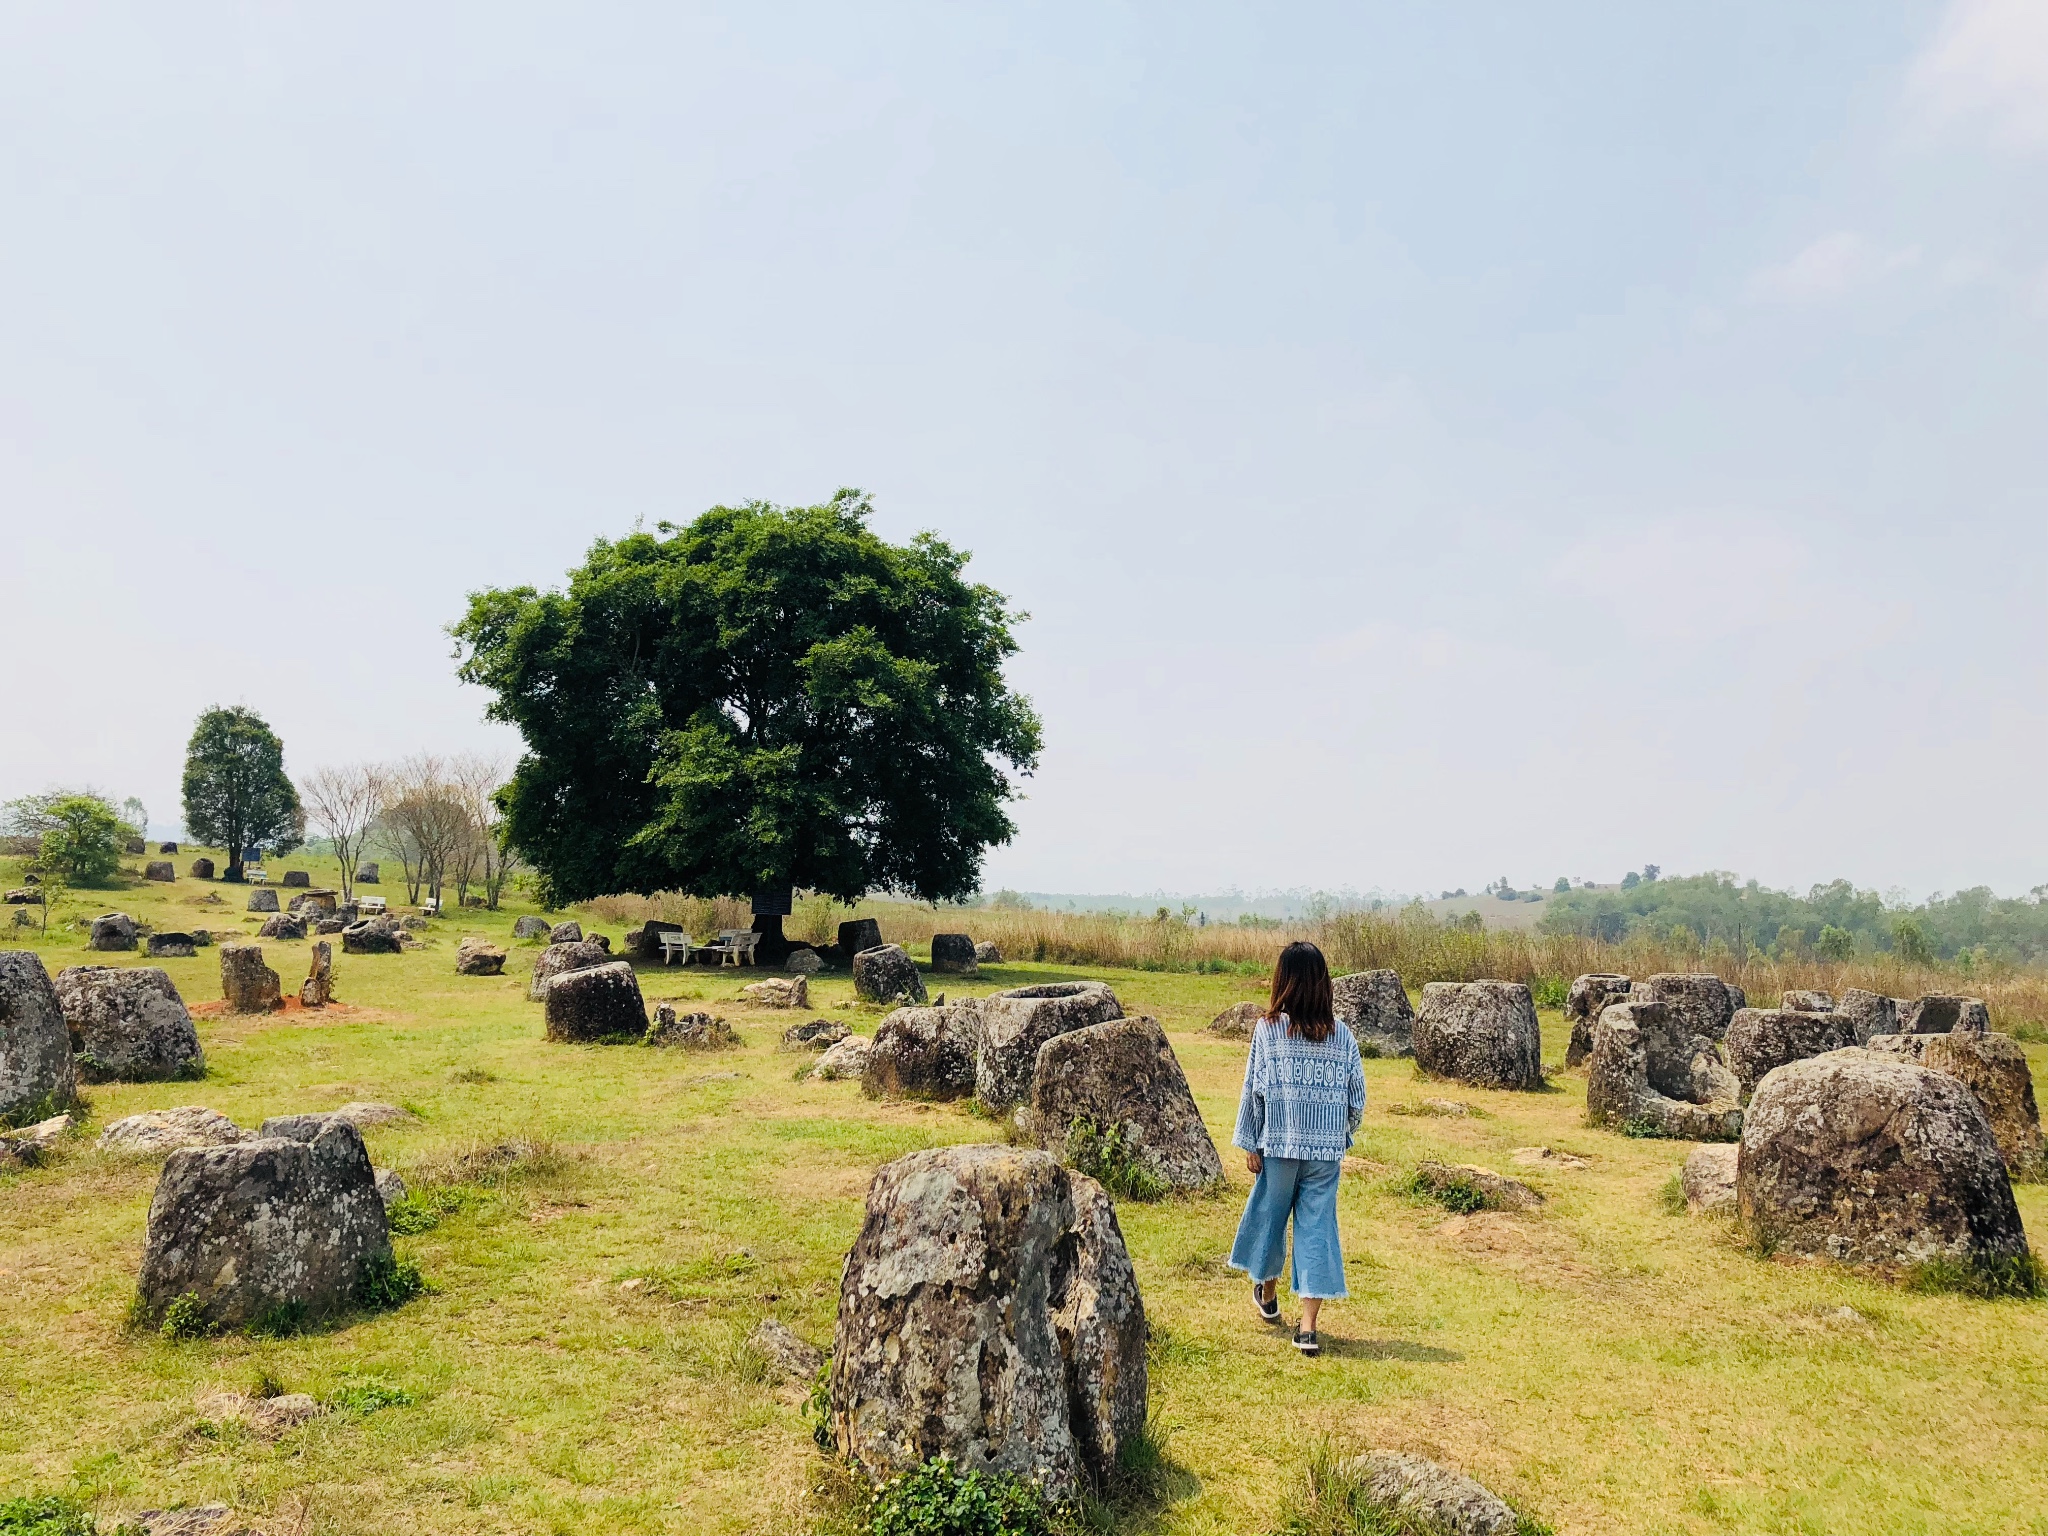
[576,891,2048,1027]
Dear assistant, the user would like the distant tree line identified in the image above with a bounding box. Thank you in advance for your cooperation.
[1538,870,2048,967]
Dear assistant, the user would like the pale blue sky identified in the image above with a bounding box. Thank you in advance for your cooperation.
[4,2,2045,899]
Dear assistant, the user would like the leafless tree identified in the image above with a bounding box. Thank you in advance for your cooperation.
[375,756,469,908]
[299,763,385,902]
[448,753,523,910]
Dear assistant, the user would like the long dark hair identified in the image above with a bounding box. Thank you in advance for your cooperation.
[1267,941,1335,1042]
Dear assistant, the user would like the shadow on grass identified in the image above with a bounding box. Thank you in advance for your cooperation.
[1320,1336,1463,1363]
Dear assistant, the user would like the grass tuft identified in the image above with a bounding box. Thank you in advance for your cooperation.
[328,1375,416,1414]
[1394,1168,1485,1216]
[1902,1251,2046,1300]
[1657,1173,1688,1216]
[354,1252,428,1312]
[158,1292,208,1341]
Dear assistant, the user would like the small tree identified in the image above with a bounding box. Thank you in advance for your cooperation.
[300,763,385,902]
[181,706,303,882]
[1553,876,1570,894]
[1815,924,1855,961]
[4,792,129,887]
[376,756,469,906]
[122,797,148,845]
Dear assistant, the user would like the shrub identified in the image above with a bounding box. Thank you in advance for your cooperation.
[1903,1252,2045,1300]
[158,1292,208,1341]
[328,1376,416,1414]
[0,1495,109,1536]
[1529,975,1569,1010]
[867,1457,1064,1536]
[1395,1169,1485,1216]
[355,1252,428,1311]
[1062,1118,1168,1203]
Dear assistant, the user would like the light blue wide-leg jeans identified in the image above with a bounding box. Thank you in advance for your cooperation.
[1226,1155,1347,1299]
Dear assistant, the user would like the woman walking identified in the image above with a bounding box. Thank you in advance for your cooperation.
[1227,940,1367,1357]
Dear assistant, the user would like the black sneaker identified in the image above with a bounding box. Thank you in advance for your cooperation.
[1252,1283,1280,1324]
[1293,1328,1320,1357]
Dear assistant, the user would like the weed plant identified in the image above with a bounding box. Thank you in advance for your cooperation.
[1395,1169,1486,1216]
[1902,1252,2046,1300]
[1273,1441,1553,1536]
[1063,1118,1168,1203]
[867,1457,1070,1536]
[0,1496,117,1536]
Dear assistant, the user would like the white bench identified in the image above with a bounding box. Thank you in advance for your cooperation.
[358,895,388,915]
[658,932,695,966]
[246,867,269,885]
[704,929,761,967]
[421,896,442,917]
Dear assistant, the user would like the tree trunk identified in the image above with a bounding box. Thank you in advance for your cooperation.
[751,887,796,965]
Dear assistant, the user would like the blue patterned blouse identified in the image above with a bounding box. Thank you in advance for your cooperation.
[1231,1014,1367,1162]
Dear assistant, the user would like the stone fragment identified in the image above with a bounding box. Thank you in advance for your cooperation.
[1337,1451,1519,1536]
[1411,1159,1543,1211]
[4,888,42,904]
[194,1390,323,1439]
[829,1145,1146,1500]
[512,915,551,940]
[53,965,202,1082]
[219,945,282,1014]
[644,1003,735,1049]
[1584,1002,1743,1141]
[930,933,978,975]
[1207,1000,1264,1039]
[1738,1049,2027,1267]
[781,1018,850,1051]
[548,920,583,944]
[145,860,176,882]
[247,888,280,914]
[750,1317,825,1384]
[527,939,610,1001]
[1835,989,1899,1045]
[129,1505,263,1536]
[288,889,338,915]
[1333,969,1416,1057]
[1027,1016,1224,1190]
[355,862,380,884]
[1629,973,1739,1041]
[1565,974,1632,1068]
[374,1167,408,1208]
[975,940,1002,964]
[1920,1030,2045,1180]
[146,932,198,959]
[1682,1143,1739,1212]
[1900,995,1991,1035]
[300,941,333,1007]
[89,912,140,951]
[976,981,1124,1110]
[455,937,507,975]
[160,841,180,855]
[98,1106,249,1153]
[836,917,884,960]
[785,948,822,975]
[137,1119,393,1331]
[0,1112,71,1166]
[853,943,926,1006]
[812,1034,873,1080]
[1413,981,1543,1091]
[1726,1007,1856,1103]
[189,858,216,880]
[341,916,403,955]
[125,837,147,855]
[741,975,808,1008]
[1780,989,1834,1012]
[256,914,306,940]
[1509,1145,1587,1169]
[544,961,647,1042]
[281,871,310,888]
[864,1005,984,1100]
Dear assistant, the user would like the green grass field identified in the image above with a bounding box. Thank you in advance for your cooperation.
[4,851,2047,1536]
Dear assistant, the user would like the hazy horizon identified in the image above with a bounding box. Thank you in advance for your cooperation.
[6,2,2045,902]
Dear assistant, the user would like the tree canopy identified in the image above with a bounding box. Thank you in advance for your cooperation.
[2,790,130,886]
[452,489,1042,908]
[181,706,303,880]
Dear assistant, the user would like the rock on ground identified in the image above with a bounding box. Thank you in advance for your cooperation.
[1629,973,1740,1041]
[1413,982,1543,1091]
[1,952,75,1125]
[1332,969,1415,1057]
[1726,1007,1855,1103]
[786,948,822,975]
[621,919,685,959]
[1683,1143,1739,1212]
[930,933,978,975]
[246,889,280,913]
[830,1144,1146,1500]
[750,1317,825,1383]
[144,861,175,882]
[219,945,282,1014]
[645,1003,735,1049]
[976,981,1124,1110]
[837,917,884,959]
[146,932,198,959]
[548,920,583,944]
[299,942,334,1007]
[0,1112,71,1166]
[781,1018,850,1051]
[1585,1002,1743,1141]
[812,1034,873,1080]
[89,912,140,951]
[1207,1000,1264,1039]
[189,858,216,879]
[512,915,551,940]
[1738,1048,2028,1267]
[1919,1030,2045,1180]
[1565,974,1632,1068]
[280,871,310,888]
[355,862,380,884]
[99,1106,250,1153]
[975,940,1002,964]
[129,1503,267,1535]
[1781,989,1834,1012]
[852,943,927,1006]
[137,1119,393,1331]
[193,1390,323,1439]
[1027,1015,1224,1190]
[374,1166,407,1207]
[341,917,404,955]
[255,914,305,940]
[1835,988,1899,1045]
[864,1004,984,1100]
[527,939,610,1001]
[1900,995,1991,1035]
[1411,1159,1543,1211]
[53,965,203,1082]
[545,961,647,1043]
[455,937,507,976]
[1338,1451,1519,1536]
[742,976,808,1008]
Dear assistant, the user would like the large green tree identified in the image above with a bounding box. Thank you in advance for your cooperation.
[452,490,1042,940]
[2,790,130,886]
[181,706,303,881]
